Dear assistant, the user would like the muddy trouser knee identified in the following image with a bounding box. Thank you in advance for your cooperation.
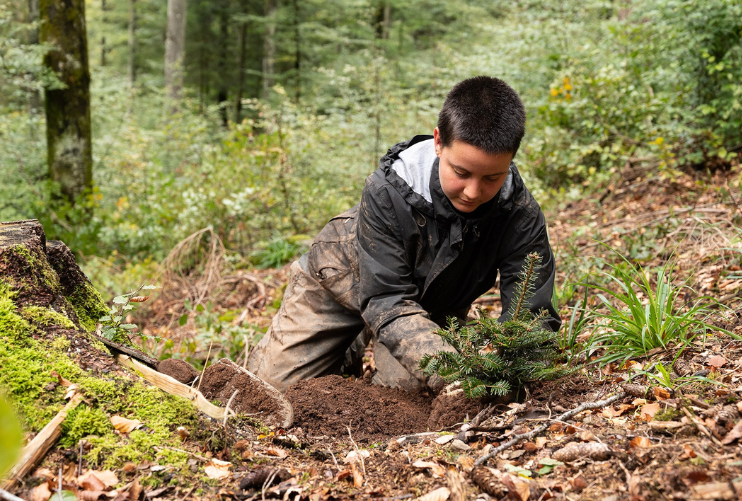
[247,254,369,392]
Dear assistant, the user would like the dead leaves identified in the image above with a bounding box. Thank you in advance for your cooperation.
[640,402,661,422]
[110,416,142,434]
[30,468,122,501]
[204,459,232,480]
[413,486,451,501]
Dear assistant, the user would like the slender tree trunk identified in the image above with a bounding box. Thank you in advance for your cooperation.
[165,0,187,112]
[235,13,247,123]
[292,0,300,102]
[262,0,276,98]
[100,0,106,66]
[373,2,390,40]
[27,0,41,111]
[40,0,93,208]
[128,0,136,86]
[217,2,229,127]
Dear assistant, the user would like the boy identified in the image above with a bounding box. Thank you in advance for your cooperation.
[248,76,561,393]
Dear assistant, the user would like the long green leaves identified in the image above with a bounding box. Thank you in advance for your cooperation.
[584,246,736,366]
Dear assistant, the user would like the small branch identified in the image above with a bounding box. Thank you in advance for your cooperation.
[346,425,366,478]
[2,393,83,490]
[0,488,25,501]
[474,392,625,466]
[223,390,239,426]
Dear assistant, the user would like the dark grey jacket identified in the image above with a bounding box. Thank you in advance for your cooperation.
[308,135,560,381]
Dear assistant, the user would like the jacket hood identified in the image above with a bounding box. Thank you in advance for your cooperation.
[379,135,517,222]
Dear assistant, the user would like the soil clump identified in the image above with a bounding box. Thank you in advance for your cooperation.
[158,358,198,384]
[285,375,434,442]
[200,358,289,426]
[427,389,488,429]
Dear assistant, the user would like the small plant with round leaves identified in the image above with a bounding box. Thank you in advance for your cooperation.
[99,284,158,346]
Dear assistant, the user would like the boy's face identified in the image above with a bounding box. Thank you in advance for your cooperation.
[434,128,513,213]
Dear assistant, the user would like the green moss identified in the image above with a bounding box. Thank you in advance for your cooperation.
[3,244,60,293]
[21,305,75,329]
[0,281,32,341]
[654,407,682,421]
[52,336,71,351]
[60,405,112,448]
[68,281,108,332]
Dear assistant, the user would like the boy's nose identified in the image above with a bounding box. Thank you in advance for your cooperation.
[464,182,481,200]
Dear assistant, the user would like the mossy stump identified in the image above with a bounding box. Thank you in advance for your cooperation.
[0,220,210,496]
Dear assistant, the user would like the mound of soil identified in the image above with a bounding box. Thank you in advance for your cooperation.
[158,358,198,384]
[200,359,292,427]
[427,390,488,430]
[285,375,434,443]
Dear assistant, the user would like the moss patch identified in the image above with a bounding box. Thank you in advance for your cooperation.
[0,281,32,342]
[60,405,112,448]
[68,281,108,332]
[2,244,60,294]
[21,305,75,329]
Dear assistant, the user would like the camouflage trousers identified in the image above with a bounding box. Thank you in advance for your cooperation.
[246,253,424,393]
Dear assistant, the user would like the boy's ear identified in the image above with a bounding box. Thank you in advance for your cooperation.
[433,127,442,157]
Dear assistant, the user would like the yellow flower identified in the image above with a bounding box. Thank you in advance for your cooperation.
[654,137,664,145]
[550,88,558,97]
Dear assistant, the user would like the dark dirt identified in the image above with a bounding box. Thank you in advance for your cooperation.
[285,375,434,442]
[427,390,488,430]
[200,359,284,424]
[158,358,198,384]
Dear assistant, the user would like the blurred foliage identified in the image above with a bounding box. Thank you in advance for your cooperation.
[0,0,739,270]
[0,391,23,477]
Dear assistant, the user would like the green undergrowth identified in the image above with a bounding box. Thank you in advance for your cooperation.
[0,280,204,471]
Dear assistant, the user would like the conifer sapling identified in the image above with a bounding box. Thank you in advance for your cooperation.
[419,252,566,398]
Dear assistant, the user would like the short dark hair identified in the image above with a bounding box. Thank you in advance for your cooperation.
[437,76,526,156]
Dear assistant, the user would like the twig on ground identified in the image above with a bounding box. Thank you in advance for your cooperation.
[327,449,339,470]
[223,390,239,426]
[57,466,63,501]
[680,403,723,447]
[197,340,214,392]
[262,469,279,501]
[0,488,25,501]
[347,425,366,478]
[474,392,625,466]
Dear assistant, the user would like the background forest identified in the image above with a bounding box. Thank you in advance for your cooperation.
[0,0,741,296]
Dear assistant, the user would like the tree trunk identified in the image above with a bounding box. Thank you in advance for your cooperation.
[262,0,276,98]
[100,0,106,66]
[27,0,41,112]
[373,2,390,40]
[40,0,93,208]
[235,13,247,123]
[128,0,136,87]
[165,0,187,111]
[217,1,229,127]
[292,0,300,102]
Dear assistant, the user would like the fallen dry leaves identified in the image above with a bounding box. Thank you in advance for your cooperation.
[203,459,232,480]
[110,416,143,434]
[640,402,661,421]
[413,486,451,501]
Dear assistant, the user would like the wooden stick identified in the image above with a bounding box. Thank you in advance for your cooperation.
[115,354,226,420]
[474,392,625,466]
[2,393,83,490]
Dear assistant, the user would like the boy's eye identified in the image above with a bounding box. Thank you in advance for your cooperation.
[454,169,468,178]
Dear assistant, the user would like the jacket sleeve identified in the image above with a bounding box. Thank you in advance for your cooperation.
[497,206,562,332]
[356,176,453,380]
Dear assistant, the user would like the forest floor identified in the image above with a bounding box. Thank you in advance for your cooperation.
[9,164,742,501]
